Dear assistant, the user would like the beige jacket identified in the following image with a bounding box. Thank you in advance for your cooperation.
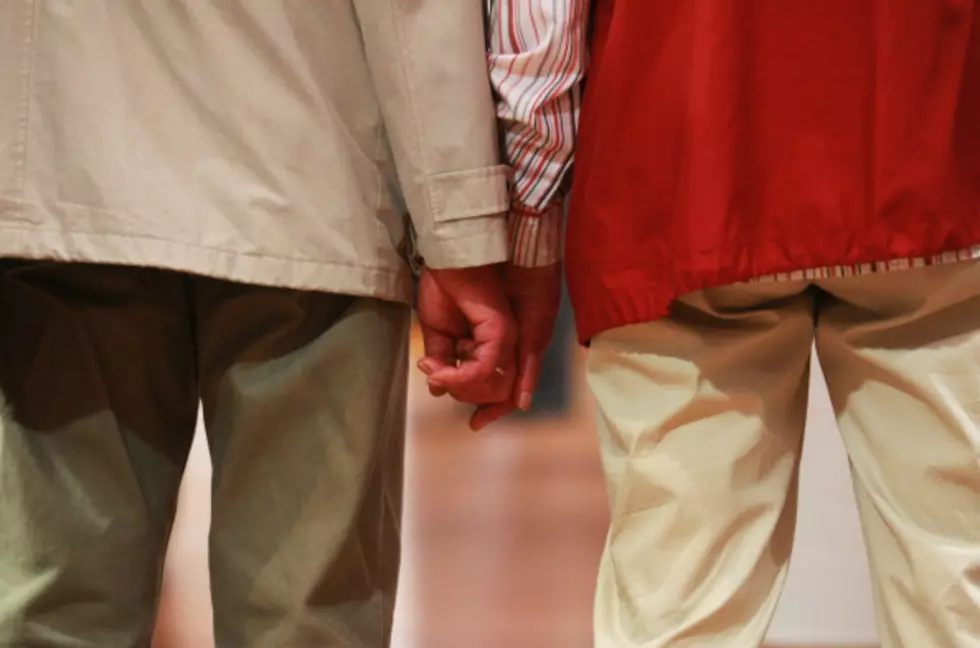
[0,1,510,303]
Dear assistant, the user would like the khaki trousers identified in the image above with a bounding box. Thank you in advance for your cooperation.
[587,261,980,648]
[0,262,410,647]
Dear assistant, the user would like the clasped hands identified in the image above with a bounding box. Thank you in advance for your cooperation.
[416,262,562,430]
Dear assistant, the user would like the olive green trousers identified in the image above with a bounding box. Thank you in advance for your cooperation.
[0,262,410,647]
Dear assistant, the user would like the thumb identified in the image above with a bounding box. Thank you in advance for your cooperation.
[514,349,543,412]
[419,325,457,397]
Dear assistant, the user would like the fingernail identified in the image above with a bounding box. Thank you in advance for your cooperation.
[519,393,532,411]
[417,359,435,375]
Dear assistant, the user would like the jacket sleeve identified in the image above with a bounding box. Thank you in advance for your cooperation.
[488,0,590,267]
[353,0,511,270]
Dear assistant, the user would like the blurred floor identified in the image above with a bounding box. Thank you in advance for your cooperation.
[152,328,608,648]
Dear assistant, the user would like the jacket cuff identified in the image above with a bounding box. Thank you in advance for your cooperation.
[426,165,511,223]
[509,200,564,267]
[415,215,509,269]
[411,165,511,269]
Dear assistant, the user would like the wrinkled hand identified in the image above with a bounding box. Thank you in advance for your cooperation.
[418,262,562,430]
[416,264,518,428]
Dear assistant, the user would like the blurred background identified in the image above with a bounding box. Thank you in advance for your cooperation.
[151,286,879,648]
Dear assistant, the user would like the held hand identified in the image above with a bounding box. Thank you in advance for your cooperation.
[507,262,563,411]
[417,262,562,430]
[459,262,562,429]
[416,265,518,426]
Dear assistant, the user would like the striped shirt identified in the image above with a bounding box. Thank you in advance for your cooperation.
[486,1,980,277]
[486,0,588,267]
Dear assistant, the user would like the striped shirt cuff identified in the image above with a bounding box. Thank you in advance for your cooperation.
[508,201,564,267]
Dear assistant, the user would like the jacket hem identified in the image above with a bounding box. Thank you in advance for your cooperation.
[0,225,415,304]
[569,239,980,346]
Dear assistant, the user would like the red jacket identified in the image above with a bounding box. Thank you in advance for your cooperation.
[566,1,980,344]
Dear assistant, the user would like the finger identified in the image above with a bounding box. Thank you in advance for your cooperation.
[418,325,461,399]
[419,326,458,373]
[470,401,515,432]
[514,351,543,412]
[418,355,454,375]
[421,355,454,398]
[456,338,477,359]
[429,365,513,400]
[448,339,502,397]
[429,385,449,397]
[426,346,503,389]
[435,369,514,406]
